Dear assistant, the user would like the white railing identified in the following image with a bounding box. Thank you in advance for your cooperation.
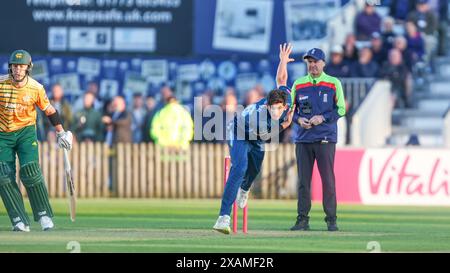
[341,77,376,111]
[445,109,450,148]
[322,0,360,55]
[350,80,392,147]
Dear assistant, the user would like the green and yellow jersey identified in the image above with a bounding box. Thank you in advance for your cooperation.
[0,75,50,132]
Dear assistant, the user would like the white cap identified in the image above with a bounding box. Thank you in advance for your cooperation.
[331,45,343,54]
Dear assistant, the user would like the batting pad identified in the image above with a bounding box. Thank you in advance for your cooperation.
[20,162,53,221]
[0,162,30,226]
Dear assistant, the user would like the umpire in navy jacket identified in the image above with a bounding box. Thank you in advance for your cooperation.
[289,48,346,232]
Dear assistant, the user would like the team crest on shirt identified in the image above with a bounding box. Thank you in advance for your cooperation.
[16,104,27,113]
[22,94,32,103]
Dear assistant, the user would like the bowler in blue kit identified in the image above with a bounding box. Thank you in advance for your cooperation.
[213,43,296,234]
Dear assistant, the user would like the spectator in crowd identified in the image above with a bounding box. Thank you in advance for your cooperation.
[350,47,379,78]
[370,32,388,66]
[355,2,382,41]
[221,87,238,117]
[142,96,157,143]
[394,35,416,71]
[155,85,175,112]
[72,92,104,142]
[245,88,263,106]
[142,85,174,143]
[380,48,412,109]
[343,33,359,63]
[405,21,426,61]
[102,96,132,146]
[389,0,417,22]
[73,81,104,113]
[220,87,239,143]
[406,134,421,145]
[130,93,147,143]
[324,45,350,78]
[427,0,448,56]
[151,96,194,150]
[44,84,73,143]
[381,16,397,49]
[253,84,266,98]
[407,0,438,63]
[194,92,216,142]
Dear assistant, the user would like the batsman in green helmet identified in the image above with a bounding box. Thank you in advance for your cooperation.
[0,49,73,231]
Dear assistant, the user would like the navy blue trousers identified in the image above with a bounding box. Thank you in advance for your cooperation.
[295,142,337,222]
[219,140,264,216]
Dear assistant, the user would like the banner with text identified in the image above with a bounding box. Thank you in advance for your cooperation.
[0,0,193,55]
[311,148,450,206]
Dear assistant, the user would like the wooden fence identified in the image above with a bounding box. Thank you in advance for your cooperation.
[17,142,298,199]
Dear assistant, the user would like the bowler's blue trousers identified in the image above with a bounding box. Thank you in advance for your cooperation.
[219,139,264,216]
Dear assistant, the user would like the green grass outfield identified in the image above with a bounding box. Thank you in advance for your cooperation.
[1,199,450,253]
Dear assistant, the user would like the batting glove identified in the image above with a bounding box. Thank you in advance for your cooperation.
[56,130,73,150]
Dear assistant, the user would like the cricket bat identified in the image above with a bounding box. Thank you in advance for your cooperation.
[63,149,76,222]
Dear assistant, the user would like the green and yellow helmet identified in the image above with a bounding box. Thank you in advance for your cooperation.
[8,49,33,81]
[9,50,33,66]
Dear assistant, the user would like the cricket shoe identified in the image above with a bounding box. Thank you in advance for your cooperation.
[326,221,339,232]
[213,215,231,235]
[236,188,249,209]
[39,216,54,231]
[12,222,30,232]
[290,218,310,231]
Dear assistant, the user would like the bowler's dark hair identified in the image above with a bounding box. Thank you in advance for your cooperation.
[267,89,288,106]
